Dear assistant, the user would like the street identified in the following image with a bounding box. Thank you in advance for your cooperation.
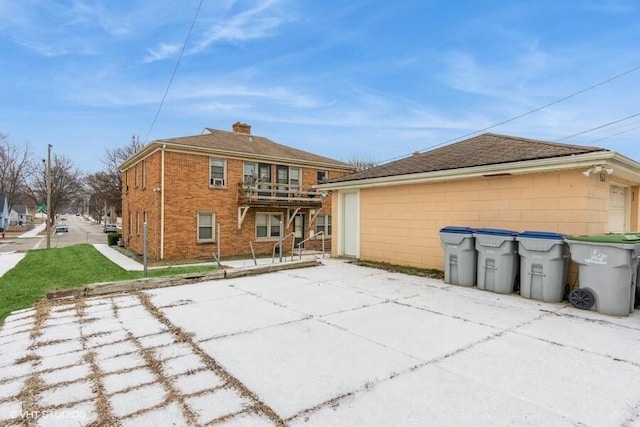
[0,215,109,253]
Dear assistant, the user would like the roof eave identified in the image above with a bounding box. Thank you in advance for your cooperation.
[121,140,355,172]
[316,151,637,190]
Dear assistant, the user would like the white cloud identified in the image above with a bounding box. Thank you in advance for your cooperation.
[143,43,181,63]
[190,0,292,52]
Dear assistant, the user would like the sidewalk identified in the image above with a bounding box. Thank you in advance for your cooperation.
[17,222,46,239]
[93,244,145,271]
[0,224,47,278]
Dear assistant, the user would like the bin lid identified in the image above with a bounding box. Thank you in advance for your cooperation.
[518,231,566,240]
[473,227,518,237]
[440,226,475,234]
[565,233,640,244]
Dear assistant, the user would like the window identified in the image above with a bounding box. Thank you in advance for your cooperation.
[317,170,328,184]
[142,160,147,189]
[197,212,215,242]
[244,162,257,184]
[289,167,300,189]
[134,165,138,187]
[136,211,140,235]
[256,213,282,239]
[125,170,129,191]
[316,215,332,237]
[128,212,132,236]
[143,211,148,225]
[210,158,226,187]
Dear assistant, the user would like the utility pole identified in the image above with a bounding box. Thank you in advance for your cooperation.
[46,144,52,249]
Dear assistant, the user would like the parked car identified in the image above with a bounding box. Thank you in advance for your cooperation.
[103,224,119,233]
[55,224,68,233]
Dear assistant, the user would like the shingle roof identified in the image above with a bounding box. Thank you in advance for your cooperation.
[330,133,608,183]
[156,128,353,170]
[13,204,27,214]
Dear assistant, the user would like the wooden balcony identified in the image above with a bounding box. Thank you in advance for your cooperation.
[237,182,324,209]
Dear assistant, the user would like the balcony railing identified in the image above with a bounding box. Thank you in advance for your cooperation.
[237,182,324,207]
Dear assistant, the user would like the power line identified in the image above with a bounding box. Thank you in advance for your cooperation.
[557,112,640,141]
[587,123,640,144]
[143,0,204,144]
[376,64,640,165]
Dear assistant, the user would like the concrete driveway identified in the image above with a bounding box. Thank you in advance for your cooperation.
[1,259,639,426]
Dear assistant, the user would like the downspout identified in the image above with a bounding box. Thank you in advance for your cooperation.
[160,144,166,260]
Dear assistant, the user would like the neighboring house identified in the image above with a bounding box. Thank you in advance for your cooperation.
[120,122,355,260]
[9,205,32,226]
[318,133,640,271]
[0,193,8,231]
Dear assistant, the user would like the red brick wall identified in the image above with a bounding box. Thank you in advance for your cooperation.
[122,148,350,260]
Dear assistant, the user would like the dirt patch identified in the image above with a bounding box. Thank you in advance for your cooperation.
[351,260,444,279]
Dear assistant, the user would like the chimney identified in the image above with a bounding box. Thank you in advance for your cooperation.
[232,122,251,134]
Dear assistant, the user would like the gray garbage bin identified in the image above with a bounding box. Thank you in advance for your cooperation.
[565,233,640,316]
[474,228,519,294]
[440,226,476,287]
[517,231,569,303]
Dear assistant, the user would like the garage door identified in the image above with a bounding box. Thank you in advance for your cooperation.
[609,185,627,233]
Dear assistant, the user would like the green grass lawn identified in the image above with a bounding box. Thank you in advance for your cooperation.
[0,244,217,322]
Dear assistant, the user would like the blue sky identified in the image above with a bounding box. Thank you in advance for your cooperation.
[1,0,639,173]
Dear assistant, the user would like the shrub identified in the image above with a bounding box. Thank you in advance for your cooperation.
[107,233,122,246]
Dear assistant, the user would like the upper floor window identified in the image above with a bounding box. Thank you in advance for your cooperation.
[142,160,147,189]
[210,158,226,187]
[289,167,300,188]
[317,170,328,184]
[244,162,257,184]
[134,165,139,187]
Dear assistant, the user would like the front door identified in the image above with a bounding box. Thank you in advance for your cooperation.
[342,192,359,257]
[294,214,305,247]
[609,185,628,233]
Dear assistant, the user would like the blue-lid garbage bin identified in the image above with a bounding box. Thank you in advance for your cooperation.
[565,233,640,316]
[474,228,519,294]
[517,231,569,303]
[439,226,476,287]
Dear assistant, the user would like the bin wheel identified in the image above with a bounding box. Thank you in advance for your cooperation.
[568,288,595,310]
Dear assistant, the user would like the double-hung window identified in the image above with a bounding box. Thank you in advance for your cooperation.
[316,215,332,237]
[210,158,226,187]
[197,212,215,242]
[256,213,282,239]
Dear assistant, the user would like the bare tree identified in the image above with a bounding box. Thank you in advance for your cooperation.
[346,155,377,171]
[96,135,144,217]
[0,134,32,211]
[26,155,85,224]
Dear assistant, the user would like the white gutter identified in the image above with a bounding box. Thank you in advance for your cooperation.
[160,145,166,260]
[317,151,640,191]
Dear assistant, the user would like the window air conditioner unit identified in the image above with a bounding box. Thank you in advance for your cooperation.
[211,178,225,186]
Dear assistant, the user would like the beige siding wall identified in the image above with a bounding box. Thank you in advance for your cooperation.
[333,170,628,271]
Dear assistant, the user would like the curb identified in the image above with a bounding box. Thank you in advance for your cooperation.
[46,259,321,300]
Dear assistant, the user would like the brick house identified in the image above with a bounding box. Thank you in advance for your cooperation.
[318,133,640,274]
[120,123,355,260]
